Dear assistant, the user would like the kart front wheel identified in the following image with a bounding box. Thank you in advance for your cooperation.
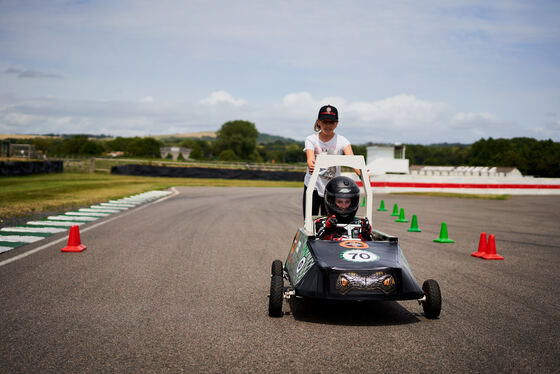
[268,275,283,317]
[271,259,283,277]
[422,279,441,319]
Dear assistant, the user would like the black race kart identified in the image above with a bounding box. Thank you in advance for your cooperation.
[268,155,441,319]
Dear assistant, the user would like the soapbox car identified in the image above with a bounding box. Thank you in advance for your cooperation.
[268,155,441,319]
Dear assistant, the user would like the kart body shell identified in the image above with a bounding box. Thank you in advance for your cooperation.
[284,227,424,301]
[268,155,440,318]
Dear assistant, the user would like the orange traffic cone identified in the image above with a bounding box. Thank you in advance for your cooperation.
[61,225,87,252]
[471,232,487,258]
[481,234,503,260]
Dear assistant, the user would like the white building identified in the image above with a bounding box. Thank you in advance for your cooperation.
[366,144,409,175]
[160,146,191,161]
[409,165,522,177]
[366,144,522,177]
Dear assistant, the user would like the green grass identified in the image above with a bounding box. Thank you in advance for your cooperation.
[1,170,512,223]
[392,192,511,200]
[0,173,301,221]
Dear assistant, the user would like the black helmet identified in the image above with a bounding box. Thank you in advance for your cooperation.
[324,176,360,223]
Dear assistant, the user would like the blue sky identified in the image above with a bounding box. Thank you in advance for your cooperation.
[1,0,559,144]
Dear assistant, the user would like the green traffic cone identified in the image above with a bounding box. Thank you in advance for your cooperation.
[395,208,408,223]
[377,199,388,211]
[390,203,399,216]
[407,214,421,232]
[361,196,366,207]
[434,222,455,243]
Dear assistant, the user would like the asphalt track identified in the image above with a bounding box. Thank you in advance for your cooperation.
[1,187,559,373]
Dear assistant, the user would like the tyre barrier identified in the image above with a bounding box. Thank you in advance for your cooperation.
[0,161,63,176]
[111,164,305,182]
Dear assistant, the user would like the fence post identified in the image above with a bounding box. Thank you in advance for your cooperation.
[89,158,95,173]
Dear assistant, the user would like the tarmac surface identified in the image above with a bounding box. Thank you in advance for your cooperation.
[1,187,559,373]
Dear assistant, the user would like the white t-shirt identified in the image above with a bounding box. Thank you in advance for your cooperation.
[303,133,351,196]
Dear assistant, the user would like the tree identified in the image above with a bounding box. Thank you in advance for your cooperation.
[218,149,239,161]
[284,143,305,163]
[127,137,162,157]
[214,120,259,161]
[33,137,61,156]
[107,137,132,152]
[60,135,89,155]
[180,138,211,160]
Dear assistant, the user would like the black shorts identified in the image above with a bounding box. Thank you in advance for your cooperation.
[303,185,326,218]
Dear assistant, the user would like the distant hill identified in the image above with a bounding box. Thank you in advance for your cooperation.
[153,131,299,145]
[153,131,298,144]
[257,133,300,144]
[0,134,58,139]
[1,132,299,145]
[423,142,470,148]
[152,131,217,140]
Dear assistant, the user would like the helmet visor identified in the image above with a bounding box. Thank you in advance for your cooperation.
[325,190,360,218]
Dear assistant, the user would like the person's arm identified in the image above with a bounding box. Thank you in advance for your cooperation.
[306,149,316,174]
[315,216,337,239]
[343,144,361,176]
[359,218,373,241]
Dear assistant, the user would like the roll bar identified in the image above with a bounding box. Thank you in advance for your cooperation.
[304,154,372,233]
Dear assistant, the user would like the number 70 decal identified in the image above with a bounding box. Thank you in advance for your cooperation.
[340,249,379,262]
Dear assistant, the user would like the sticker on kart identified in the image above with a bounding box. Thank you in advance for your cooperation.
[340,249,379,262]
[286,228,315,285]
[339,240,369,249]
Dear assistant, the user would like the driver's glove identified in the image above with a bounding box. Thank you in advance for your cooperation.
[325,215,338,229]
[360,218,372,235]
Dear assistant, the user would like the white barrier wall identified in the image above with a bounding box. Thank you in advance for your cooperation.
[342,173,560,195]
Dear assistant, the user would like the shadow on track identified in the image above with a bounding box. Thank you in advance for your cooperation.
[286,298,421,326]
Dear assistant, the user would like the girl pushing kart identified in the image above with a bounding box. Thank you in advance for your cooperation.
[302,105,360,217]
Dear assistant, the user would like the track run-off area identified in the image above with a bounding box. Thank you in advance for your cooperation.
[1,187,559,373]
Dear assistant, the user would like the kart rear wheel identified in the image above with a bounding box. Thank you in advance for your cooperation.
[271,259,283,277]
[268,275,283,317]
[422,279,441,319]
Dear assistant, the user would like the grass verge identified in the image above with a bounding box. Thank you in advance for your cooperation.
[392,192,511,200]
[0,173,301,222]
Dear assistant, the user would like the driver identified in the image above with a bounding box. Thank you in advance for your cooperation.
[315,176,373,241]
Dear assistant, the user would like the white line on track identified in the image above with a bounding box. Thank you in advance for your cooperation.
[65,212,111,217]
[1,227,68,234]
[102,203,135,207]
[0,246,12,254]
[80,208,121,213]
[0,187,178,267]
[0,235,44,243]
[91,205,128,210]
[47,215,98,221]
[27,221,84,227]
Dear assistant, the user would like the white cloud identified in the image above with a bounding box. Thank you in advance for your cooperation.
[281,92,346,120]
[1,91,556,143]
[139,96,153,103]
[450,112,504,129]
[347,95,452,127]
[276,92,520,143]
[544,117,560,132]
[282,92,316,110]
[3,67,61,79]
[200,91,247,106]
